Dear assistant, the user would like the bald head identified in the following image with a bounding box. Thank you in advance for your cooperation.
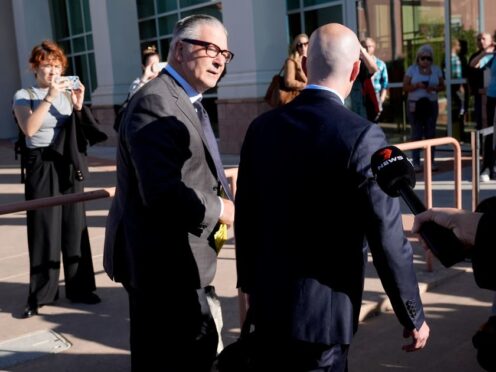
[307,23,361,97]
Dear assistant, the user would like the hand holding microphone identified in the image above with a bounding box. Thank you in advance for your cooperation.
[371,146,466,267]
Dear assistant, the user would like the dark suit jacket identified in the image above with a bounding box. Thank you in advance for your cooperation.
[104,71,222,290]
[235,89,425,345]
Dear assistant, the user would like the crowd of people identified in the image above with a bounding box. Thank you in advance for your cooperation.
[9,12,496,372]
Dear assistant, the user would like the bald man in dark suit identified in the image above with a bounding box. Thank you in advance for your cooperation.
[235,23,429,371]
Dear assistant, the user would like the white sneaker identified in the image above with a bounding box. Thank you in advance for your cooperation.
[480,173,490,182]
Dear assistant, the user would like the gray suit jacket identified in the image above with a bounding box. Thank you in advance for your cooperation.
[104,71,222,290]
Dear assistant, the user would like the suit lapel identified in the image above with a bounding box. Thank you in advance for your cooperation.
[159,72,209,147]
[158,72,218,176]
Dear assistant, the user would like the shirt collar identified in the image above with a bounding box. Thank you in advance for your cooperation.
[165,64,202,104]
[305,84,345,105]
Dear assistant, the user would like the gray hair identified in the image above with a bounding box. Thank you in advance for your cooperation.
[415,44,434,62]
[167,14,227,62]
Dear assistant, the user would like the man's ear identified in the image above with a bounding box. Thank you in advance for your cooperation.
[350,59,361,82]
[174,42,183,62]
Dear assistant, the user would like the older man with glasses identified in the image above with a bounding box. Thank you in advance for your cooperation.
[104,14,234,372]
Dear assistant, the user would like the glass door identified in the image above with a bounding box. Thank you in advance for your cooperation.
[357,0,483,143]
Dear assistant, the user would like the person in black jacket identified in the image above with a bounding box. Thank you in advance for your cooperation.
[12,40,101,319]
[413,207,495,290]
[414,204,496,371]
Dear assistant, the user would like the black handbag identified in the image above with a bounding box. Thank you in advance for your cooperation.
[216,308,256,372]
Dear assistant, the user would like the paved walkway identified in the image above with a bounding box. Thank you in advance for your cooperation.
[0,140,494,371]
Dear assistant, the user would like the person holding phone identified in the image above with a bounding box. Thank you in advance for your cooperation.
[128,45,165,98]
[12,40,100,318]
[403,44,445,172]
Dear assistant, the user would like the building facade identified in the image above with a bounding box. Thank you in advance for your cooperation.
[2,0,495,153]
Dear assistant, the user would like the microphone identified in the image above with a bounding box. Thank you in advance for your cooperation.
[371,145,465,267]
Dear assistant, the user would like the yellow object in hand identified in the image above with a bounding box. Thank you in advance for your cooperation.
[214,223,228,254]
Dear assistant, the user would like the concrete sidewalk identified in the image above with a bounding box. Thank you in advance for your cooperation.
[0,140,494,371]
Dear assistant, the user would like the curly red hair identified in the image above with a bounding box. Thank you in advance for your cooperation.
[29,40,68,73]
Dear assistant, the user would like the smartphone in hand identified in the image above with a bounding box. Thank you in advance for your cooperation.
[55,76,81,90]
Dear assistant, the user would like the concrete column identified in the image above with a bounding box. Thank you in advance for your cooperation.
[89,0,141,144]
[89,0,141,105]
[4,0,52,139]
[218,0,288,154]
[12,0,53,89]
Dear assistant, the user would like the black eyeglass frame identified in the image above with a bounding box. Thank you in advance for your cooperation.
[181,38,234,64]
[296,41,309,48]
[419,56,433,62]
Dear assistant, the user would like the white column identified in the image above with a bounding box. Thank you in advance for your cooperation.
[218,0,288,99]
[12,0,52,89]
[4,0,52,139]
[89,0,141,105]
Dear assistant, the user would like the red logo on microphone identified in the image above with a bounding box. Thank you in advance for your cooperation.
[378,148,393,160]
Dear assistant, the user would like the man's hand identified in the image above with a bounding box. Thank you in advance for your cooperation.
[402,321,430,352]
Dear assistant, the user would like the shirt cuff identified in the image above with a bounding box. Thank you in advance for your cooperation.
[218,196,224,218]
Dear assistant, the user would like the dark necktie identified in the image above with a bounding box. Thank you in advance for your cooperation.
[194,100,233,201]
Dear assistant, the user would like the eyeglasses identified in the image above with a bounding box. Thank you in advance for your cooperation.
[181,38,234,64]
[297,41,309,48]
[420,56,432,62]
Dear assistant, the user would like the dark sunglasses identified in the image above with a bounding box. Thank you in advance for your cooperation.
[181,38,234,64]
[420,56,432,62]
[297,41,309,48]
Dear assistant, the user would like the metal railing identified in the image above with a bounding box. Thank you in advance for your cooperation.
[0,169,239,217]
[397,137,462,272]
[0,142,461,304]
[397,137,462,209]
[471,126,494,211]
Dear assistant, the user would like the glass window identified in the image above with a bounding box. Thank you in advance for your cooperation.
[59,40,71,56]
[68,0,84,35]
[286,0,299,11]
[72,36,86,53]
[158,14,178,36]
[86,35,93,50]
[137,0,155,18]
[181,4,222,19]
[50,0,98,99]
[304,0,334,6]
[139,19,157,39]
[356,0,494,143]
[287,2,343,39]
[159,39,171,59]
[288,13,302,41]
[82,0,92,31]
[157,0,178,13]
[304,5,343,32]
[50,0,69,39]
[180,0,210,7]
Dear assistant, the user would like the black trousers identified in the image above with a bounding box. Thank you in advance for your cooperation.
[126,285,218,372]
[24,148,96,306]
[255,338,349,372]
